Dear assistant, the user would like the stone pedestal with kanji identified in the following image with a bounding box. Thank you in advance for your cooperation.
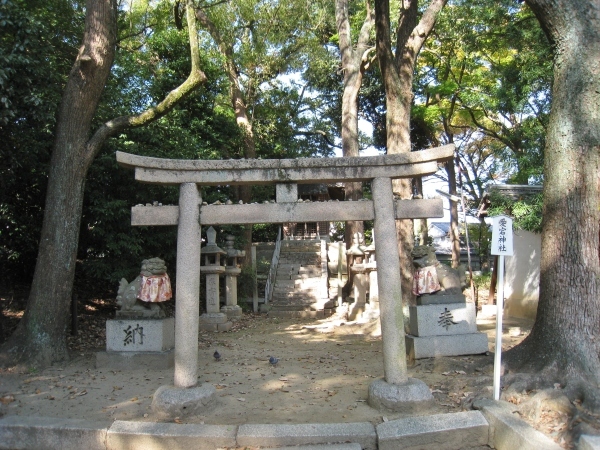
[96,318,175,370]
[406,246,487,359]
[405,302,488,359]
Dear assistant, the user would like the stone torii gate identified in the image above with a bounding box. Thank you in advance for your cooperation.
[116,144,454,415]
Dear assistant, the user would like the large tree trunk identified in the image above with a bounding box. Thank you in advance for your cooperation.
[505,0,600,412]
[0,0,206,368]
[0,0,117,367]
[336,0,374,246]
[374,0,447,305]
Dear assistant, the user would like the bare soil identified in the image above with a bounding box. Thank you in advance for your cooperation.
[0,293,585,449]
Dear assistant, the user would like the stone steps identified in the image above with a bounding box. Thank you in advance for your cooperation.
[268,309,325,319]
[269,240,326,314]
[271,295,320,305]
[274,280,323,289]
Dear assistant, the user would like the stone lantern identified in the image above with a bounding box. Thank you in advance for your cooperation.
[199,226,232,332]
[363,235,379,319]
[221,234,245,321]
[347,232,368,321]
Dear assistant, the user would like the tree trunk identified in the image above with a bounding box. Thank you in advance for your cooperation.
[0,0,207,368]
[445,161,460,268]
[505,0,600,411]
[0,0,117,367]
[336,0,374,246]
[374,0,447,306]
[196,8,255,259]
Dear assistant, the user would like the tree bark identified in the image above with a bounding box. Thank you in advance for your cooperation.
[0,0,206,368]
[195,7,255,258]
[336,0,374,246]
[374,0,447,305]
[505,0,600,411]
[445,160,460,268]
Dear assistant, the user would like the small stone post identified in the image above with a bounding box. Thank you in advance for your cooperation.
[368,177,433,411]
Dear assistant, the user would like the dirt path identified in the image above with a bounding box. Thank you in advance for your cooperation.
[0,313,531,424]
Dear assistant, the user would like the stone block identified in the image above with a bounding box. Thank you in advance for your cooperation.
[217,321,233,332]
[0,415,110,450]
[367,378,434,413]
[417,293,466,305]
[473,398,563,450]
[106,318,174,352]
[199,312,228,324]
[198,323,218,332]
[151,384,218,419]
[236,422,377,450]
[276,183,298,203]
[376,410,489,450]
[408,303,477,337]
[95,349,174,370]
[107,421,237,450]
[221,305,242,321]
[406,332,489,359]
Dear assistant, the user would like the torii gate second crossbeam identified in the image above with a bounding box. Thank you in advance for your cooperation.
[117,144,454,413]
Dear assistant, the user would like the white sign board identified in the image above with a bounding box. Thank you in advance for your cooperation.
[490,215,513,256]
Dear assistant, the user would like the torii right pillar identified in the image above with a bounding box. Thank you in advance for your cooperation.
[367,177,434,411]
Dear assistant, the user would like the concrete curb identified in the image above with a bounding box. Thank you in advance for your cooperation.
[237,422,377,450]
[106,421,237,450]
[376,410,488,450]
[1,404,586,449]
[473,398,563,450]
[0,415,111,450]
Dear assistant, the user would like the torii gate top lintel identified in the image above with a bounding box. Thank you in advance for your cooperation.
[116,144,454,185]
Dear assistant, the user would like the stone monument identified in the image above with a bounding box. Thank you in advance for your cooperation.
[406,246,488,359]
[363,235,380,320]
[221,234,245,321]
[199,227,232,332]
[347,232,368,321]
[96,257,175,369]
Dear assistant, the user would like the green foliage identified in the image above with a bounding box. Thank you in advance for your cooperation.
[0,0,83,284]
[467,221,492,270]
[472,271,492,290]
[415,0,552,202]
[487,191,543,233]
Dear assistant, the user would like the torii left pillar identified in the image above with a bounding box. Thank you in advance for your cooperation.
[151,183,218,417]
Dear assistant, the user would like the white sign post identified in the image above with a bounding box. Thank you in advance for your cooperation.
[490,215,513,401]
